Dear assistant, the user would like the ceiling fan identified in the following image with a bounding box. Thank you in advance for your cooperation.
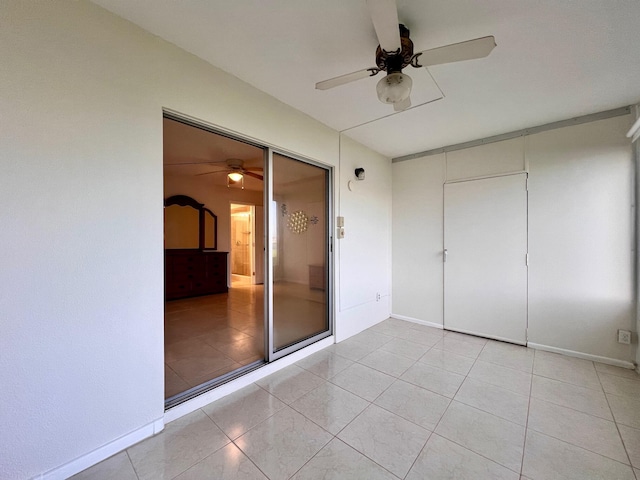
[196,158,264,182]
[315,0,496,111]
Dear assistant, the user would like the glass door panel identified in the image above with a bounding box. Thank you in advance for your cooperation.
[271,153,330,352]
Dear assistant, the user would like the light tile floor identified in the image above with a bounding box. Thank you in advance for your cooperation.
[75,318,640,480]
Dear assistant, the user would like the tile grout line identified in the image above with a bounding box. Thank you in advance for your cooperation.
[525,428,636,472]
[523,354,637,471]
[598,365,636,470]
[441,340,529,475]
[397,334,462,479]
[286,374,406,480]
[124,450,141,480]
[519,349,536,477]
[161,409,239,480]
[528,393,617,423]
[330,405,422,480]
[205,382,325,480]
[229,435,272,480]
[293,326,444,479]
[403,338,526,477]
[424,334,485,436]
[529,370,604,392]
[400,430,434,479]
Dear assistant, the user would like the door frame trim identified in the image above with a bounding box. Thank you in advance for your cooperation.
[443,172,529,344]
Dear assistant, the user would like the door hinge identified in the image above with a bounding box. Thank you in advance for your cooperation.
[526,177,529,191]
[526,253,529,266]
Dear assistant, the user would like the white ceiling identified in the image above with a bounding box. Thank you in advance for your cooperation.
[95,0,640,158]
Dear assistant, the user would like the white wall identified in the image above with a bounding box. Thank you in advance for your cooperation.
[392,154,445,326]
[336,134,392,341]
[527,116,634,361]
[392,115,635,364]
[0,2,391,479]
[634,104,640,371]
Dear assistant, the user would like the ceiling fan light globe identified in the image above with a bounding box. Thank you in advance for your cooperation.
[228,172,243,182]
[376,72,412,104]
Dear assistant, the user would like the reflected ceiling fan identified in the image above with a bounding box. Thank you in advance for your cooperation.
[196,158,263,187]
[315,0,496,111]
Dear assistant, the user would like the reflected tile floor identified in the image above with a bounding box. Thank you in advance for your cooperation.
[164,280,328,399]
[164,283,265,398]
[77,318,640,480]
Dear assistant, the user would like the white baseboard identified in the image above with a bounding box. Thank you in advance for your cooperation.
[390,313,443,330]
[164,336,334,423]
[36,418,164,480]
[528,343,636,369]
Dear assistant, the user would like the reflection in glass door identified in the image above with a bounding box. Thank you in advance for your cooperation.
[230,203,254,283]
[163,111,333,407]
[268,153,331,357]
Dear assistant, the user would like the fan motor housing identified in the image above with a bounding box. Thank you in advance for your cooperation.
[375,24,414,73]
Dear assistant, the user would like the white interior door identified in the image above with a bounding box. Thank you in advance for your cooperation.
[444,174,528,344]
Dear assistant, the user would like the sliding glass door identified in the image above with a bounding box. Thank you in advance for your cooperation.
[162,111,332,407]
[267,152,332,360]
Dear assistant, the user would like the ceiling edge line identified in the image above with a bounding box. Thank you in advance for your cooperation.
[392,105,632,163]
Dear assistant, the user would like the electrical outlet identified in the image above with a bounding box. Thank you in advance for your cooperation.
[376,292,381,302]
[618,329,631,345]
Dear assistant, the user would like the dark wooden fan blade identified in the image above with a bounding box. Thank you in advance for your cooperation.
[195,170,228,176]
[244,171,264,181]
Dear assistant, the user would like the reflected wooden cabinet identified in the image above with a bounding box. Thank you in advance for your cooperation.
[164,194,226,300]
[308,264,325,290]
[165,250,228,300]
[164,195,217,250]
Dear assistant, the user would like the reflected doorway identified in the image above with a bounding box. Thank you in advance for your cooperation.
[230,203,255,286]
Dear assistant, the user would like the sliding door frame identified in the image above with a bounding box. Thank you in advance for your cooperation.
[162,109,334,407]
[266,148,334,362]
